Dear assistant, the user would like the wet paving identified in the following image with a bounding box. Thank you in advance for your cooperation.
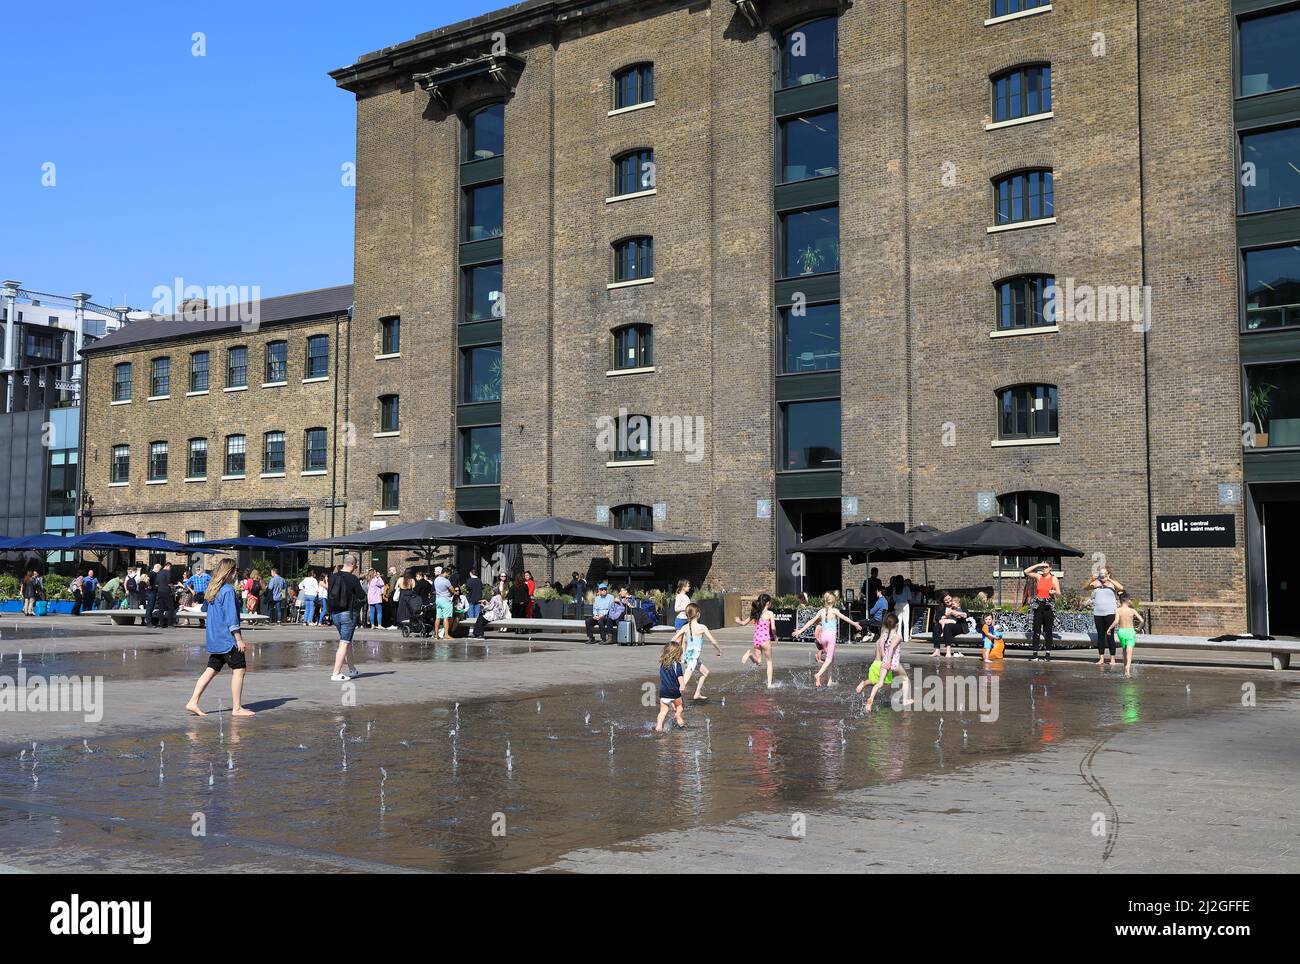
[2,655,1295,873]
[0,636,558,682]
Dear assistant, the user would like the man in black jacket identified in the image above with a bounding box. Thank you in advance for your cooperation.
[154,563,176,629]
[328,553,365,681]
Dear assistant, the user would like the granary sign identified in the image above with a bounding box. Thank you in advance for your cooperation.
[1156,514,1236,549]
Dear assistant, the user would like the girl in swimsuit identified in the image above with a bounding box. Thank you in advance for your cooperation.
[796,591,862,688]
[857,612,913,713]
[736,593,778,689]
[673,603,724,701]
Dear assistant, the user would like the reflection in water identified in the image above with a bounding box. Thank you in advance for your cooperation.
[0,662,1293,872]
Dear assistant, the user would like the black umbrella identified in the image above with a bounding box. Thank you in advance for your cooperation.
[283,519,481,572]
[915,515,1083,609]
[906,524,943,590]
[495,500,522,583]
[785,521,946,561]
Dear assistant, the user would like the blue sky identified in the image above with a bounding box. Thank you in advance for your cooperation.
[0,0,501,310]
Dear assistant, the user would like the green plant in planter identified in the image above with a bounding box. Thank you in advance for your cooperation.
[796,244,826,275]
[772,594,802,608]
[535,586,567,602]
[694,589,719,602]
[0,574,19,602]
[43,573,73,601]
[1250,382,1277,435]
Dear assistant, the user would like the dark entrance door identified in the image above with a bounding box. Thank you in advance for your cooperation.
[776,497,841,597]
[1265,500,1300,637]
[456,509,499,583]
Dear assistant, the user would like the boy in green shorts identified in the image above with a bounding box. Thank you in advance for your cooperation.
[1108,593,1145,677]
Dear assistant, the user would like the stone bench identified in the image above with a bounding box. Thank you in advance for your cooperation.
[921,628,1300,671]
[80,608,270,628]
[482,618,673,641]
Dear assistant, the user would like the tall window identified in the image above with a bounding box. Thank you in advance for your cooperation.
[998,384,1059,440]
[779,302,840,372]
[187,438,207,479]
[996,274,1057,330]
[464,102,505,160]
[781,206,840,277]
[112,363,132,402]
[613,63,654,109]
[614,237,654,282]
[265,340,288,383]
[1239,5,1300,96]
[992,64,1051,122]
[1246,361,1300,448]
[781,399,841,470]
[991,0,1050,16]
[150,357,170,397]
[460,426,502,485]
[227,346,248,388]
[613,148,655,196]
[148,441,168,481]
[612,503,653,570]
[611,325,653,370]
[46,448,77,516]
[461,346,502,402]
[379,473,401,511]
[225,435,246,476]
[1240,124,1300,214]
[379,394,401,432]
[463,262,504,321]
[1243,243,1300,330]
[994,169,1054,225]
[380,316,401,355]
[778,17,838,89]
[778,109,839,183]
[110,444,130,483]
[998,490,1061,571]
[463,182,504,241]
[304,428,328,471]
[147,533,167,569]
[263,431,286,474]
[190,351,209,392]
[306,335,329,378]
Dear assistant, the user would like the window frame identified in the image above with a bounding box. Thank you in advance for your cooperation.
[460,345,503,403]
[227,345,248,388]
[990,0,1051,17]
[776,16,840,92]
[612,503,654,570]
[1241,240,1300,332]
[1235,2,1300,100]
[779,397,843,472]
[997,489,1062,572]
[613,236,655,283]
[776,107,840,185]
[189,350,210,393]
[112,362,132,402]
[187,437,208,479]
[610,324,653,371]
[995,273,1058,330]
[609,413,654,463]
[778,300,841,374]
[992,168,1055,226]
[462,180,504,243]
[262,431,286,474]
[224,434,247,477]
[379,394,401,433]
[303,427,328,472]
[612,148,656,197]
[778,204,841,280]
[1238,122,1300,216]
[150,356,171,397]
[305,334,329,379]
[379,472,401,511]
[380,316,401,355]
[996,383,1060,440]
[462,101,505,161]
[264,340,288,384]
[458,425,502,487]
[461,261,504,323]
[991,63,1052,124]
[110,444,130,484]
[612,62,655,110]
[148,440,168,482]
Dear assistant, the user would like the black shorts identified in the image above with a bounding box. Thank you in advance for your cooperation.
[207,647,247,672]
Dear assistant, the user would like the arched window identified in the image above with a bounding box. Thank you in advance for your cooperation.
[464,102,504,161]
[613,236,654,282]
[303,428,328,472]
[264,340,288,383]
[997,383,1058,440]
[778,17,839,90]
[611,324,653,370]
[998,490,1061,571]
[993,168,1054,225]
[609,413,653,462]
[991,64,1051,122]
[612,148,655,196]
[613,63,654,110]
[379,472,400,511]
[612,503,653,570]
[995,274,1056,329]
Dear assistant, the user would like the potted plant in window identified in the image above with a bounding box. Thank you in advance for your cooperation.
[1250,382,1276,448]
[797,244,825,276]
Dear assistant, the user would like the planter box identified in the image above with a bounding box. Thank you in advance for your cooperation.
[772,608,797,640]
[533,599,568,620]
[694,598,724,630]
[49,601,75,614]
[0,601,22,613]
[992,608,1098,647]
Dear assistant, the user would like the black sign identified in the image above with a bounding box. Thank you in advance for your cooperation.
[1156,514,1236,548]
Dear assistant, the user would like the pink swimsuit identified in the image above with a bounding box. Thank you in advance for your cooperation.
[753,617,771,648]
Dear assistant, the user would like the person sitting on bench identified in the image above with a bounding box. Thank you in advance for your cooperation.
[585,583,616,644]
[866,588,889,641]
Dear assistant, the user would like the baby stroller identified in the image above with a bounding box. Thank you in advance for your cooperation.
[400,602,438,638]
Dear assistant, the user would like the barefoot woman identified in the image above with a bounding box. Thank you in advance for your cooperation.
[186,558,256,718]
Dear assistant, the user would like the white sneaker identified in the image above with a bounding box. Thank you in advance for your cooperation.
[330,673,350,682]
[438,629,445,639]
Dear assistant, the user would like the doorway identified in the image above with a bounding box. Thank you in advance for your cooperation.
[776,497,841,597]
[1264,500,1300,637]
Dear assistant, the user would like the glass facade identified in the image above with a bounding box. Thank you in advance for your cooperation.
[1240,5,1300,96]
[1247,362,1300,448]
[1244,243,1300,330]
[460,426,502,485]
[995,169,1054,224]
[1240,124,1300,213]
[781,207,839,278]
[614,63,654,109]
[465,102,505,159]
[778,18,838,89]
[779,303,840,372]
[463,263,504,322]
[462,346,502,402]
[998,384,1059,439]
[781,400,842,471]
[992,64,1051,122]
[778,110,839,183]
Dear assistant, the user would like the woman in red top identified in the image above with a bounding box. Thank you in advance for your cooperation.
[524,570,535,618]
[1023,561,1060,661]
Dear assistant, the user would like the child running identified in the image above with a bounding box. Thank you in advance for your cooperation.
[856,612,913,713]
[654,639,687,732]
[1108,593,1145,677]
[736,593,778,689]
[796,592,862,688]
[674,603,724,702]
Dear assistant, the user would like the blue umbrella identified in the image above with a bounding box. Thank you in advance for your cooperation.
[5,534,77,551]
[191,536,286,551]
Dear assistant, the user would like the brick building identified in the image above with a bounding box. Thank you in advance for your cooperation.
[79,286,353,565]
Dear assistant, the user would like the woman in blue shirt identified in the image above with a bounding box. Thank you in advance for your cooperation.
[185,558,255,717]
